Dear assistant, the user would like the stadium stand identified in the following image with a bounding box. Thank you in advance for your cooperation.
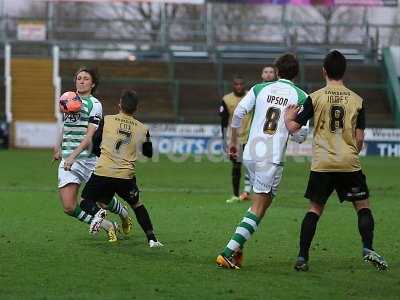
[56,58,394,127]
[1,9,399,129]
[11,58,54,122]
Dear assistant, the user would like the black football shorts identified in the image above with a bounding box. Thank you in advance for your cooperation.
[81,174,139,205]
[305,170,369,204]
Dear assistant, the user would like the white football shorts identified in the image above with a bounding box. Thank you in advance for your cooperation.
[243,160,283,196]
[58,158,96,188]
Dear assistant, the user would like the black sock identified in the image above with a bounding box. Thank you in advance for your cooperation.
[232,162,241,197]
[80,198,100,216]
[357,208,374,250]
[133,205,156,242]
[298,212,320,261]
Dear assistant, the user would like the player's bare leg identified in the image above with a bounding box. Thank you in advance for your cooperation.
[59,183,98,225]
[250,193,272,219]
[353,199,388,270]
[217,192,272,269]
[295,201,324,271]
[59,184,115,240]
[59,183,80,215]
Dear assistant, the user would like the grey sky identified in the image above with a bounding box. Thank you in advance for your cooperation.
[1,0,399,23]
[2,0,28,15]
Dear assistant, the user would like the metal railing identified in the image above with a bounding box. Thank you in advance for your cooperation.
[58,75,387,124]
[1,15,399,58]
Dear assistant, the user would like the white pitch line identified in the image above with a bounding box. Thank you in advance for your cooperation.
[0,186,396,196]
[0,186,226,194]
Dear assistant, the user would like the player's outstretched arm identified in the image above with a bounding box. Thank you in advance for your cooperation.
[285,105,302,134]
[219,100,229,140]
[230,87,256,130]
[219,101,229,152]
[355,129,364,154]
[355,103,366,154]
[228,127,239,160]
[91,118,104,157]
[286,96,314,135]
[290,121,309,144]
[229,88,256,159]
[63,124,98,170]
[142,130,153,158]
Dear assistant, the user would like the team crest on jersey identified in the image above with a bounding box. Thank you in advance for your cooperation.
[64,112,81,124]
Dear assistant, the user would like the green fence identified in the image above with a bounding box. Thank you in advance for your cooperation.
[61,73,389,125]
[383,48,400,127]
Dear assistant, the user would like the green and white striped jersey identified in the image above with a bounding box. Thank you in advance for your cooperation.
[61,95,102,160]
[231,79,308,164]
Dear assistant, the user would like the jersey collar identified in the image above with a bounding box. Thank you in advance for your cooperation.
[119,111,135,118]
[278,79,293,84]
[79,94,92,100]
[327,81,345,87]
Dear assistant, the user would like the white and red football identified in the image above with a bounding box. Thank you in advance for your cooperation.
[59,91,82,113]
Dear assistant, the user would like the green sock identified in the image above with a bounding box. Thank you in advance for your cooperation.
[106,197,128,218]
[72,206,93,224]
[222,210,260,258]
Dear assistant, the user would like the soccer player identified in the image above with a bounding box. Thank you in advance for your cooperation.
[216,54,309,269]
[81,90,163,247]
[219,75,252,203]
[285,50,388,271]
[261,65,277,82]
[53,67,118,239]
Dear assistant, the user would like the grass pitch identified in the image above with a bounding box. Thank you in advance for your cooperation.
[0,150,399,299]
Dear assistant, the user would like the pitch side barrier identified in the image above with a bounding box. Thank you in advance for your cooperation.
[10,122,400,158]
[147,124,400,158]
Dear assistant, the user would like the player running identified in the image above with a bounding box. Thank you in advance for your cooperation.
[285,50,388,271]
[216,53,309,269]
[53,67,117,238]
[82,90,163,247]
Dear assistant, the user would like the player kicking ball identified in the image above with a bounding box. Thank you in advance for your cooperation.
[81,90,163,247]
[216,53,309,269]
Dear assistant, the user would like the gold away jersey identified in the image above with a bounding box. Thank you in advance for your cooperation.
[297,83,365,172]
[94,113,148,179]
[221,92,252,144]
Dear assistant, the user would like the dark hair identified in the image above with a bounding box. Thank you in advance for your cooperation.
[323,50,346,80]
[263,64,275,70]
[74,66,99,94]
[120,90,139,114]
[274,53,299,80]
[232,74,244,82]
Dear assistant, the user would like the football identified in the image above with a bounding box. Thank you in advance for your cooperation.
[59,91,82,113]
